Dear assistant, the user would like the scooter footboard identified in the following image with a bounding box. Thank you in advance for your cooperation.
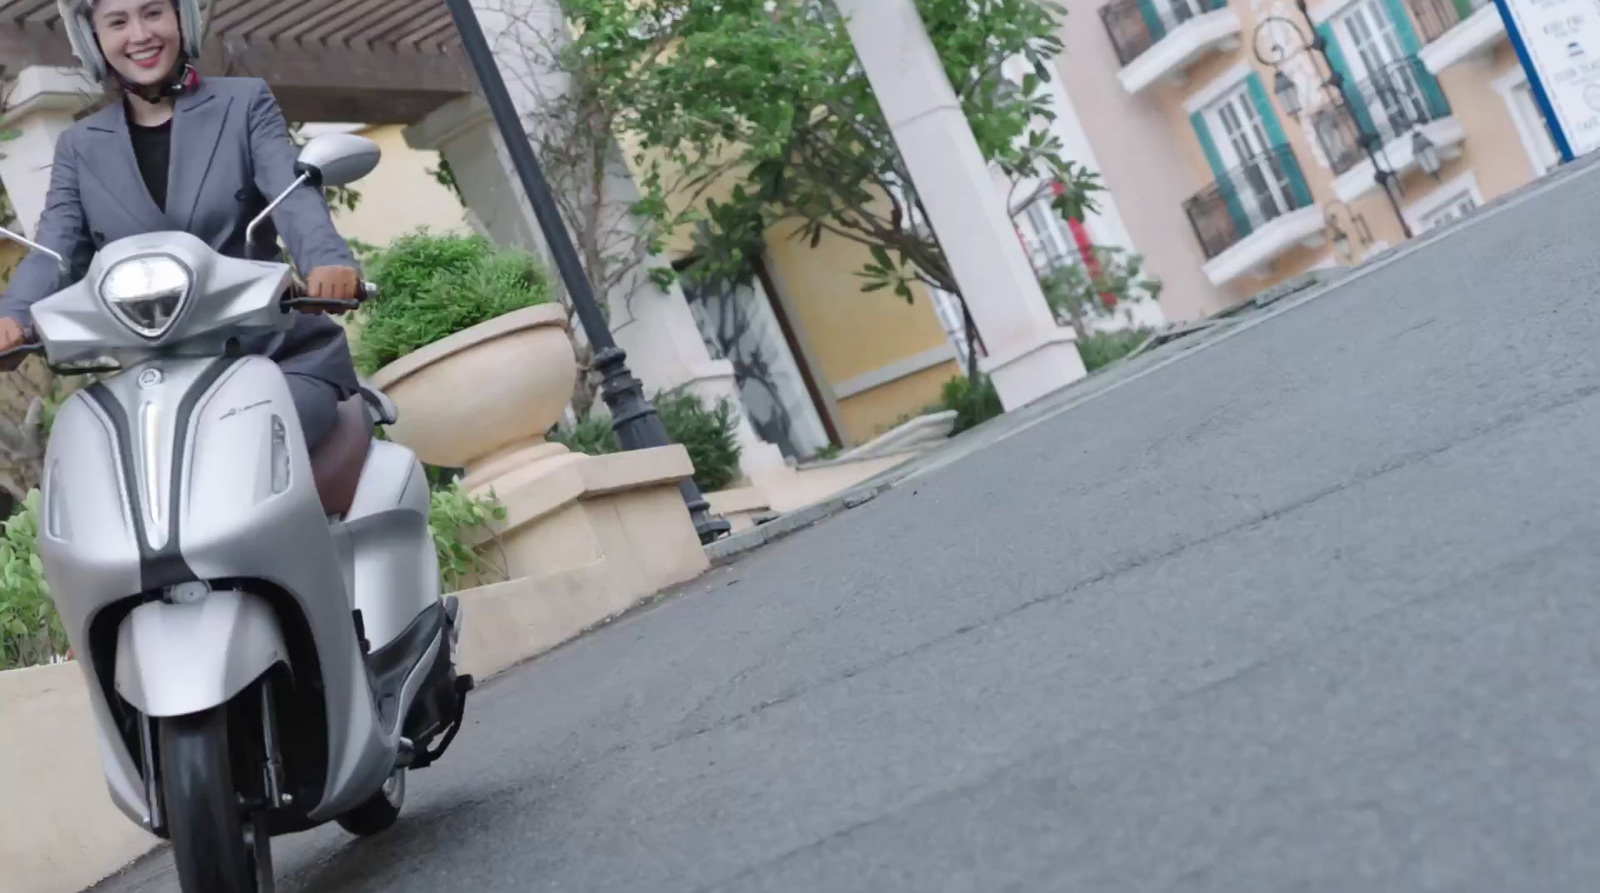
[114,591,289,718]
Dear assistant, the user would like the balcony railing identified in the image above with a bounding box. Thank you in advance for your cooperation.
[1312,56,1451,174]
[1409,0,1491,43]
[1183,145,1315,260]
[1099,0,1229,66]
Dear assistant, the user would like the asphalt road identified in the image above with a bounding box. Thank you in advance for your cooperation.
[92,162,1600,893]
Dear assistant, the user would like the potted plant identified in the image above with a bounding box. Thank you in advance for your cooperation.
[357,231,575,490]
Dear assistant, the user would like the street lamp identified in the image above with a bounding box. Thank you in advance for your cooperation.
[1253,0,1414,240]
[1412,130,1442,178]
[1273,69,1301,119]
[442,0,731,544]
[1324,200,1372,264]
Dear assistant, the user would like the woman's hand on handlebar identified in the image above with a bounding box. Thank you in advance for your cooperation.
[0,318,39,371]
[302,265,362,315]
[0,318,26,353]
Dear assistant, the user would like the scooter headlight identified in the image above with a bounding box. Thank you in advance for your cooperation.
[99,255,193,340]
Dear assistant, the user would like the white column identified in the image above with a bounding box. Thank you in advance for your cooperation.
[837,0,1086,409]
[406,1,788,484]
[0,67,98,238]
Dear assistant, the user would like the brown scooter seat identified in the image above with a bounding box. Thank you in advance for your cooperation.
[310,397,372,516]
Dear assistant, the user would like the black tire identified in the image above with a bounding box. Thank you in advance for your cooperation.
[336,767,405,836]
[159,709,257,893]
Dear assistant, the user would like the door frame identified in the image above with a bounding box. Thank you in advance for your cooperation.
[673,253,844,450]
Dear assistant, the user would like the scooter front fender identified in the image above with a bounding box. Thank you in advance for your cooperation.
[114,590,288,718]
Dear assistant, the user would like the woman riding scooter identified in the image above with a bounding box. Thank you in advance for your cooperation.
[0,0,362,448]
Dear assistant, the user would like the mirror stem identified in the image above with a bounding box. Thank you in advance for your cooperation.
[0,225,68,275]
[244,172,311,261]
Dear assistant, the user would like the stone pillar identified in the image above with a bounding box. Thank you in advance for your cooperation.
[0,67,98,238]
[836,0,1086,409]
[406,1,788,485]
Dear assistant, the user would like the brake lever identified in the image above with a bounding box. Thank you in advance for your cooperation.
[282,297,363,312]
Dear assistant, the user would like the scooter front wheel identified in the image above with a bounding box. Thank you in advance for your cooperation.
[336,767,406,836]
[160,708,259,892]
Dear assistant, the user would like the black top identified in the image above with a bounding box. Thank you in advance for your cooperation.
[128,118,172,213]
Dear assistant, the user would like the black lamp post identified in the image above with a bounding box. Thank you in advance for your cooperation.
[443,0,731,544]
[1253,0,1414,240]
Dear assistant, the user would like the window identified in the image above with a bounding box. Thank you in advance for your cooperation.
[1333,0,1430,131]
[1417,191,1477,231]
[1405,171,1484,232]
[1335,0,1408,77]
[1204,83,1296,221]
[1022,200,1078,274]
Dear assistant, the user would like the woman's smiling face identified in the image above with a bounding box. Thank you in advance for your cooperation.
[92,0,182,87]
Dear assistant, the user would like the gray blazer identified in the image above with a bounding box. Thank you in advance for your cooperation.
[0,76,361,396]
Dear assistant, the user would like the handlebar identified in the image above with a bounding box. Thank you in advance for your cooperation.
[0,331,117,376]
[0,339,43,363]
[0,277,382,375]
[281,279,378,314]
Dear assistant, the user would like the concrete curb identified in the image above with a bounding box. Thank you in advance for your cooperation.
[705,480,895,564]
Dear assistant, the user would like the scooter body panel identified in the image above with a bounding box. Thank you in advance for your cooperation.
[36,355,406,823]
[114,591,288,718]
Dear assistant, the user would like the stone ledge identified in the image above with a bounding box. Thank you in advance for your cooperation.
[0,663,161,893]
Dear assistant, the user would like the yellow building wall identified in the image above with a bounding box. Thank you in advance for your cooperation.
[761,223,958,444]
[328,124,469,249]
[836,360,963,443]
[638,139,960,447]
[1433,42,1538,200]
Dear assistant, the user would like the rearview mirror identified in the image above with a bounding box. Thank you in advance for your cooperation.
[293,134,382,189]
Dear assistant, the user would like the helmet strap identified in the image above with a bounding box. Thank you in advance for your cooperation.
[113,54,199,104]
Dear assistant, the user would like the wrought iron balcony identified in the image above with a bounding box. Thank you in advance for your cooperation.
[1183,144,1316,262]
[1312,56,1452,175]
[1099,0,1231,66]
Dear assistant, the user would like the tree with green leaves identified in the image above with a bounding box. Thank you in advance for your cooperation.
[1037,245,1161,340]
[561,0,1102,375]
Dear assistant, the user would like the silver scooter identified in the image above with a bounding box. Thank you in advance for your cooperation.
[0,134,472,893]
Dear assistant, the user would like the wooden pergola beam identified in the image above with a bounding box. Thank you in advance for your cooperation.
[0,22,473,122]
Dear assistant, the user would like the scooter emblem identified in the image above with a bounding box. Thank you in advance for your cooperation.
[137,368,162,389]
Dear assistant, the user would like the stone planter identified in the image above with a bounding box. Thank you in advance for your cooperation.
[370,304,576,492]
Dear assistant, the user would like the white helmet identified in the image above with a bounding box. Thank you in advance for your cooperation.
[56,0,212,84]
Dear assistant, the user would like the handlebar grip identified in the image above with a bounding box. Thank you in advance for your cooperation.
[282,279,374,312]
[284,280,376,300]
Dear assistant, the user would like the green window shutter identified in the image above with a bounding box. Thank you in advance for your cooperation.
[1376,0,1453,115]
[1381,0,1424,52]
[1450,0,1476,21]
[1137,0,1167,42]
[1246,72,1312,206]
[1190,111,1252,239]
[1316,22,1378,138]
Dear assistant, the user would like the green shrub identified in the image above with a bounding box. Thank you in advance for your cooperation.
[0,491,67,670]
[549,411,619,458]
[940,374,1003,435]
[430,482,508,593]
[353,231,553,375]
[1078,328,1153,373]
[550,391,744,493]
